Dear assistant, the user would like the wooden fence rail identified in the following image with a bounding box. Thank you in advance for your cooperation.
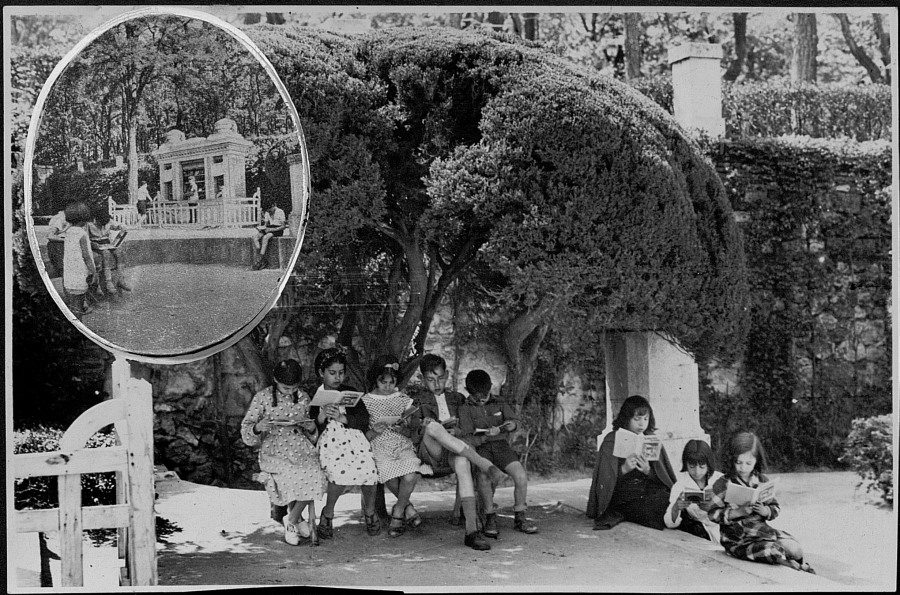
[12,364,157,587]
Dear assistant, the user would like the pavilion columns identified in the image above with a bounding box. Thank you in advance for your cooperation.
[286,153,308,238]
[600,44,725,466]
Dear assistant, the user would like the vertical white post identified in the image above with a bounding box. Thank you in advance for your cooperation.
[58,473,83,586]
[112,355,157,586]
[287,152,307,238]
[668,43,726,138]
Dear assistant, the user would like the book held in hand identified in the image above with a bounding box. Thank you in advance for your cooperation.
[725,480,776,506]
[613,428,661,461]
[681,486,714,503]
[441,417,459,428]
[310,388,363,408]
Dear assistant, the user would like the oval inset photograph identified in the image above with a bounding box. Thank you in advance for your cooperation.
[24,9,309,361]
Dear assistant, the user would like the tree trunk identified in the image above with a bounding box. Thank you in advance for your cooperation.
[872,14,891,83]
[128,121,138,204]
[833,13,884,84]
[723,13,748,82]
[790,13,818,83]
[623,13,643,81]
[523,13,539,40]
[502,301,554,413]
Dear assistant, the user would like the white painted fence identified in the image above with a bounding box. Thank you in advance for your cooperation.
[109,189,261,230]
[12,369,157,587]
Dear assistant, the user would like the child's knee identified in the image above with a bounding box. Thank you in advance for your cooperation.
[506,462,527,481]
[780,538,803,560]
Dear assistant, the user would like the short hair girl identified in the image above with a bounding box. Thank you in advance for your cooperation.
[308,347,381,540]
[664,439,723,542]
[586,395,678,531]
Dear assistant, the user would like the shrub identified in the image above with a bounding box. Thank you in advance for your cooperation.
[31,166,157,216]
[628,77,891,142]
[839,414,893,505]
[14,426,118,510]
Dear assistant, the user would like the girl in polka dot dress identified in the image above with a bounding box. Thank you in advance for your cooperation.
[362,356,432,537]
[241,359,326,546]
[308,347,381,540]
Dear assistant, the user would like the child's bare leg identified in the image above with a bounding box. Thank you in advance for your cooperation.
[286,500,303,525]
[505,461,529,511]
[260,232,273,256]
[320,482,344,519]
[422,423,506,483]
[393,473,418,513]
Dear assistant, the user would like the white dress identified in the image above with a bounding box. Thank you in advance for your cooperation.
[241,387,327,505]
[363,391,432,483]
[63,225,92,293]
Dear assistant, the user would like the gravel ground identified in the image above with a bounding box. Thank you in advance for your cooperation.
[51,263,284,356]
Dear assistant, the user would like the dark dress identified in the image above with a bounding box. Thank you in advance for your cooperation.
[586,429,677,530]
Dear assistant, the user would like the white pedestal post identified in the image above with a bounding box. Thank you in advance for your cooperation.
[602,331,710,467]
[668,43,726,139]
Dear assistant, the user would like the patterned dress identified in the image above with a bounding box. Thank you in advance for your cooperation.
[363,391,433,483]
[708,472,795,564]
[241,387,326,505]
[313,385,379,486]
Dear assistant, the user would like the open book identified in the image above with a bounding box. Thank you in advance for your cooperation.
[97,229,127,250]
[613,429,661,461]
[440,416,459,428]
[375,406,420,427]
[682,486,715,503]
[724,481,776,506]
[310,388,363,408]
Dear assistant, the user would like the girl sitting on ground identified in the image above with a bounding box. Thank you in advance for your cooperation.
[362,356,433,537]
[664,439,723,542]
[241,359,326,546]
[707,432,815,573]
[586,395,678,530]
[308,347,381,540]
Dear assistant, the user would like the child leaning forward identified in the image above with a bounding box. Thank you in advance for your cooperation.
[458,370,538,538]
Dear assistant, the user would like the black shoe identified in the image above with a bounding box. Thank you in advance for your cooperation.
[317,514,334,540]
[514,511,538,534]
[364,513,382,537]
[464,531,491,551]
[482,513,499,539]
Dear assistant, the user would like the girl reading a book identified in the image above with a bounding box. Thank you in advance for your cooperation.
[707,432,814,573]
[586,395,677,531]
[308,347,380,540]
[362,356,432,537]
[241,359,326,546]
[664,439,723,542]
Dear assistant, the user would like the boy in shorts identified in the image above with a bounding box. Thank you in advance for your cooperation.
[458,369,538,537]
[407,354,506,550]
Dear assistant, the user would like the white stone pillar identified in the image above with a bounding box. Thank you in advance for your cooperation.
[286,153,308,238]
[668,43,725,139]
[602,331,709,467]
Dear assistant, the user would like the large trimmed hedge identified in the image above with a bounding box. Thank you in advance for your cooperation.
[248,25,748,363]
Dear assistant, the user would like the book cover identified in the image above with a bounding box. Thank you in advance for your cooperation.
[612,429,661,461]
[310,389,363,408]
[441,416,459,428]
[725,481,776,506]
[682,486,714,503]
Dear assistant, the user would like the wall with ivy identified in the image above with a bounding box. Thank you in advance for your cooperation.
[700,136,892,468]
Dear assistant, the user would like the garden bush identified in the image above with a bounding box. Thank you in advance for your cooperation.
[14,426,118,510]
[629,76,891,142]
[839,414,893,505]
[31,165,157,216]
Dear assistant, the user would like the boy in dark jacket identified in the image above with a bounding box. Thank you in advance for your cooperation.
[458,369,538,538]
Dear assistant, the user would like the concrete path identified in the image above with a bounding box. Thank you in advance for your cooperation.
[11,471,894,591]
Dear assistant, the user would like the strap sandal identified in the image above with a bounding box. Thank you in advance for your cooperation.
[364,513,382,536]
[404,504,423,528]
[388,507,406,538]
[316,513,334,540]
